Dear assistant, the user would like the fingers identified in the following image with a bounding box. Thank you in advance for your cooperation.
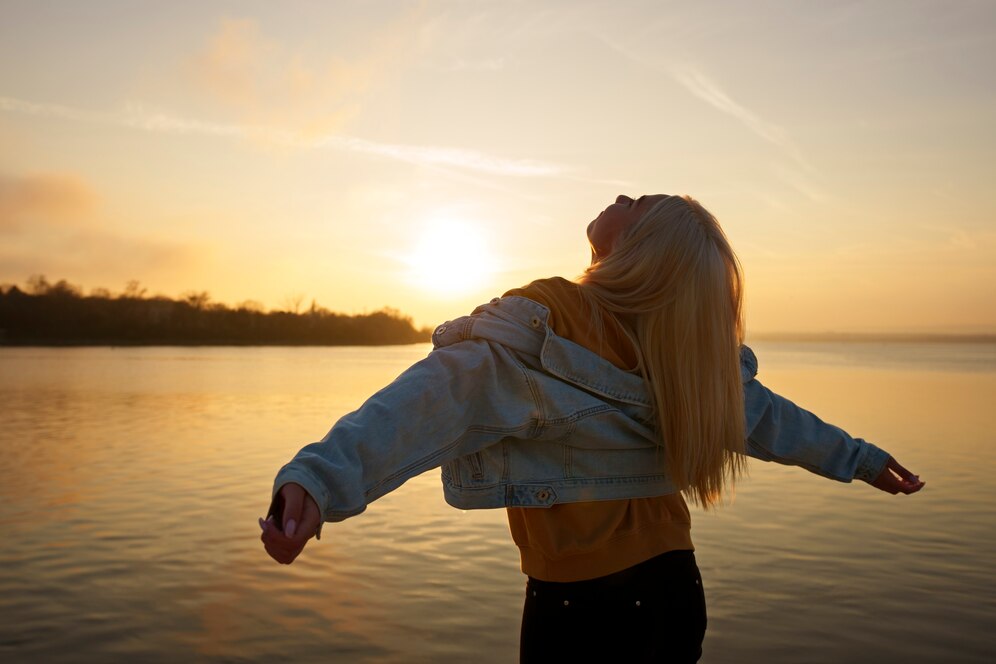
[887,457,925,494]
[258,488,322,565]
[880,474,900,495]
[298,494,321,541]
[897,474,925,494]
[259,516,307,564]
[888,457,914,481]
[870,456,925,496]
[280,483,305,539]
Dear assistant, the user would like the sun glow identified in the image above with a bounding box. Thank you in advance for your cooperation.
[405,217,497,296]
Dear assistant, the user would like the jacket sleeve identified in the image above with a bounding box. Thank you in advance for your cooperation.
[270,339,537,527]
[740,347,890,483]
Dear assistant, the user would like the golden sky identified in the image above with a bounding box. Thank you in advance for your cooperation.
[1,1,994,333]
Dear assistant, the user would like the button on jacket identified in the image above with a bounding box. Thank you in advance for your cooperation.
[271,296,891,528]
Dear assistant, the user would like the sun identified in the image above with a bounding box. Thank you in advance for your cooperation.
[405,217,497,296]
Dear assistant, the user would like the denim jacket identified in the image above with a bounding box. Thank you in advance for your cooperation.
[272,295,890,527]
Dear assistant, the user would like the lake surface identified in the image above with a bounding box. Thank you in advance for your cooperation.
[1,342,994,662]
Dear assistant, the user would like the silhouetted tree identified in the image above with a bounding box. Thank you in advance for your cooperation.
[182,291,211,310]
[0,276,429,346]
[121,280,147,299]
[281,293,305,314]
[27,274,50,295]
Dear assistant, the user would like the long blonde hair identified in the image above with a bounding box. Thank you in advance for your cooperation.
[578,195,746,507]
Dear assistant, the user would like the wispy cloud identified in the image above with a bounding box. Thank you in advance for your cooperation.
[669,67,829,203]
[0,228,204,287]
[590,35,801,160]
[0,173,97,230]
[917,222,981,250]
[121,103,254,139]
[770,163,827,204]
[317,135,562,177]
[0,95,566,179]
[670,65,813,172]
[590,35,824,199]
[0,96,110,124]
[442,56,507,72]
[184,17,369,136]
[0,171,204,286]
[0,96,247,139]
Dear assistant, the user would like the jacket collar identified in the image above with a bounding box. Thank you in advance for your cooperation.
[433,294,757,409]
[477,296,652,407]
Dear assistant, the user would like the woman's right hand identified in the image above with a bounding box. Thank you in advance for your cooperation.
[259,482,321,564]
[870,456,925,495]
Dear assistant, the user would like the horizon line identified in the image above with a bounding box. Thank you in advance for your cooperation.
[4,279,994,342]
[746,331,996,343]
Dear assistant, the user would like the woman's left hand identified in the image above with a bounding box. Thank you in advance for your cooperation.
[259,482,321,564]
[870,456,925,495]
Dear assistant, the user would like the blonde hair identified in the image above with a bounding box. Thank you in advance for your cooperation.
[578,195,746,507]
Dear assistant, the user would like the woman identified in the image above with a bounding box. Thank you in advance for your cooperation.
[259,194,924,662]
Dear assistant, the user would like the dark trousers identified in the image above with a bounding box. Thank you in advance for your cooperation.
[519,550,706,663]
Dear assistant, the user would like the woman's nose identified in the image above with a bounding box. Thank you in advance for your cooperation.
[615,194,632,205]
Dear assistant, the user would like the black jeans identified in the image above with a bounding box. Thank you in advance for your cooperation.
[519,550,706,663]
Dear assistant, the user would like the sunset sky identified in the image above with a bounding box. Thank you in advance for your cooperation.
[1,0,993,333]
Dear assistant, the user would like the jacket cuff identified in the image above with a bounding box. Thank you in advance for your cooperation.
[854,441,891,484]
[271,466,330,540]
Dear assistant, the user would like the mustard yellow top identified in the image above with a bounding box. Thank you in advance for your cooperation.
[503,277,693,582]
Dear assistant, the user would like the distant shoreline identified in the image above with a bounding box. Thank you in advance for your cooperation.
[0,279,431,347]
[747,333,996,344]
[0,340,430,348]
[3,334,994,348]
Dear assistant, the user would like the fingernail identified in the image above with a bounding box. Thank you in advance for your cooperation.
[258,517,266,531]
[285,519,297,538]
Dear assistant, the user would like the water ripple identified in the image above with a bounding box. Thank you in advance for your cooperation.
[1,345,993,662]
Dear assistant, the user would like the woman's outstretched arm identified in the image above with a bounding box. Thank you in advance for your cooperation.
[737,345,925,492]
[742,373,925,493]
[258,338,539,564]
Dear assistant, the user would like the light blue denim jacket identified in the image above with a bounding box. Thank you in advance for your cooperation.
[272,295,890,528]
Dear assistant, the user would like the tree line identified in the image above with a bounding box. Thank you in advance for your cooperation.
[0,276,431,346]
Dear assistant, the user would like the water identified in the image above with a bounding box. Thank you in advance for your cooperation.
[0,342,994,662]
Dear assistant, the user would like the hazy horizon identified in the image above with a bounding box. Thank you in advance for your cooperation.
[2,1,994,333]
[4,272,995,339]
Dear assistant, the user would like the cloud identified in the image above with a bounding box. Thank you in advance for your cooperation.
[0,96,95,122]
[587,37,823,198]
[0,95,569,179]
[318,135,562,177]
[0,229,205,290]
[190,18,263,107]
[0,172,206,288]
[0,10,605,183]
[444,56,507,72]
[917,222,990,251]
[0,173,97,230]
[770,164,827,204]
[665,67,827,203]
[670,65,813,172]
[183,16,406,139]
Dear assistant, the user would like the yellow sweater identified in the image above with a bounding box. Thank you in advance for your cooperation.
[503,277,693,582]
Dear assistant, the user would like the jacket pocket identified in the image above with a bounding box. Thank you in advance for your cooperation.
[443,451,496,488]
[468,451,485,480]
